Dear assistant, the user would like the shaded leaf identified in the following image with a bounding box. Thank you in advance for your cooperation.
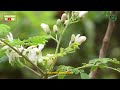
[80,73,89,79]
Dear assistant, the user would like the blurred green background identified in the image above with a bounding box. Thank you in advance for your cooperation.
[0,11,120,79]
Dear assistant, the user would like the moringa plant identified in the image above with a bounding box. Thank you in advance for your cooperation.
[0,11,120,79]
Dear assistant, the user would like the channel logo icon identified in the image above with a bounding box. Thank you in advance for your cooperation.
[3,15,16,22]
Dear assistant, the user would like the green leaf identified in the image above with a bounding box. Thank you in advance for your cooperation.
[0,56,8,63]
[0,24,11,35]
[57,65,74,79]
[91,66,98,71]
[89,58,112,65]
[98,64,106,69]
[80,73,89,79]
[110,58,120,64]
[72,68,80,74]
[23,35,50,45]
[58,43,79,57]
[10,59,24,68]
[5,35,50,47]
[0,49,6,58]
[105,11,110,17]
[58,75,66,79]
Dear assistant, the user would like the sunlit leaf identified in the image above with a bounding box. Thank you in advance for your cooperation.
[0,24,11,35]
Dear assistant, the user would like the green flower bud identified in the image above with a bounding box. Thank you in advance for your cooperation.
[53,25,58,33]
[61,13,67,22]
[71,34,75,43]
[56,19,62,26]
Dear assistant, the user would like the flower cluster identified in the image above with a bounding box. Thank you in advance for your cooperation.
[40,12,69,35]
[73,11,88,18]
[40,11,88,35]
[1,11,88,74]
[2,33,45,65]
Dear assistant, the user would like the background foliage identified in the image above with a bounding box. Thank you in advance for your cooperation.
[0,11,120,79]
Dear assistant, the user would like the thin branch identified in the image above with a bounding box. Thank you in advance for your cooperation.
[0,39,46,77]
[89,11,117,79]
[24,65,42,79]
[48,74,59,79]
[48,20,70,72]
[104,66,120,73]
[50,36,58,43]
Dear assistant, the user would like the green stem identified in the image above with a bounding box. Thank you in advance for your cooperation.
[0,39,46,77]
[24,65,42,79]
[48,24,70,72]
[77,64,93,69]
[51,36,58,43]
[48,74,59,79]
[104,66,120,73]
[55,23,69,54]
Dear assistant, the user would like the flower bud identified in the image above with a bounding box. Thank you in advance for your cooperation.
[40,23,51,34]
[73,11,79,17]
[61,13,67,22]
[71,34,75,43]
[77,36,87,45]
[64,20,69,26]
[56,19,62,26]
[78,11,88,18]
[7,32,14,42]
[53,25,58,33]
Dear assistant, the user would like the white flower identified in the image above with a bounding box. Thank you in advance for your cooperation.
[69,34,87,45]
[27,48,38,65]
[77,36,87,45]
[73,11,88,18]
[2,46,9,50]
[26,44,44,64]
[38,44,44,51]
[6,49,21,63]
[40,23,50,34]
[18,45,24,52]
[37,53,43,63]
[75,34,81,42]
[42,54,54,66]
[7,32,14,42]
[78,11,88,18]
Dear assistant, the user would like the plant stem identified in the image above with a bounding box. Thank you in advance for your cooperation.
[48,74,59,79]
[55,24,69,54]
[24,65,42,79]
[104,66,120,73]
[49,23,70,72]
[0,39,46,77]
[51,36,58,43]
[77,64,93,69]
